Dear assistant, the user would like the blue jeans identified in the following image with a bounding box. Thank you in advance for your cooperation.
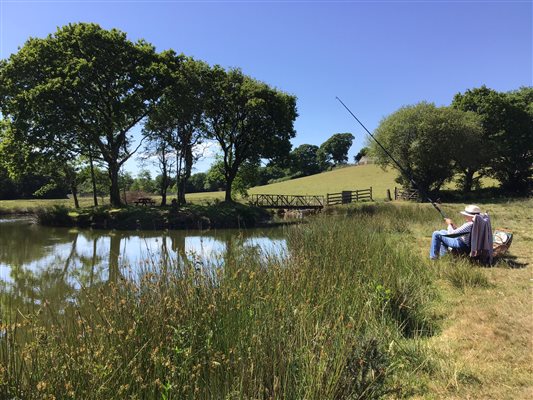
[430,230,469,259]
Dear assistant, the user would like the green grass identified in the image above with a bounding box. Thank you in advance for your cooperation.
[1,199,531,398]
[0,164,501,213]
[249,164,398,198]
[1,203,440,398]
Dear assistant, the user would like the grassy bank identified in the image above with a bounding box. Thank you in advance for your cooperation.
[34,202,271,230]
[1,200,530,399]
[1,203,440,398]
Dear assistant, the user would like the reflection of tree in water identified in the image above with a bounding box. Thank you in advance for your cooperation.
[0,228,109,317]
[0,221,287,316]
[0,220,75,268]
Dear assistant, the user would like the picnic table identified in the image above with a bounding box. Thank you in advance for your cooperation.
[133,197,156,206]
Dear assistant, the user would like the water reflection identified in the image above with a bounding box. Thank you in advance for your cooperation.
[0,218,287,309]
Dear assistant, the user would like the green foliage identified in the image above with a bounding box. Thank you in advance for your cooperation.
[78,165,110,197]
[371,102,483,194]
[143,56,209,204]
[354,146,368,163]
[185,172,207,193]
[131,170,156,194]
[318,132,355,168]
[203,67,297,201]
[0,23,168,206]
[452,85,533,194]
[289,144,321,176]
[204,158,259,197]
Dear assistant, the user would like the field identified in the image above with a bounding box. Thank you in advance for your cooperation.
[0,164,498,213]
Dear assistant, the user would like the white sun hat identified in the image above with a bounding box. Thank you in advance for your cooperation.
[460,204,482,217]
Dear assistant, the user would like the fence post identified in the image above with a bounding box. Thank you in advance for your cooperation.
[370,186,373,201]
[386,189,391,201]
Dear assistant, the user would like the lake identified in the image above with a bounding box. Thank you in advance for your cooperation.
[0,217,288,308]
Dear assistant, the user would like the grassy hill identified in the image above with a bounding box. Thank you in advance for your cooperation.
[249,164,397,199]
[187,163,498,203]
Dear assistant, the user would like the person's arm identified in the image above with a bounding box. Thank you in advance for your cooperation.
[444,221,473,237]
[445,218,457,232]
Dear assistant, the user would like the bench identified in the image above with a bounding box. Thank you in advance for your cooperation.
[133,197,156,206]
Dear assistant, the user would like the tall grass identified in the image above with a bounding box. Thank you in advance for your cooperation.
[1,205,443,399]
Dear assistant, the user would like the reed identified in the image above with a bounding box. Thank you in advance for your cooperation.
[0,204,452,399]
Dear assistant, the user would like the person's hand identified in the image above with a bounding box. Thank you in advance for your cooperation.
[445,218,454,226]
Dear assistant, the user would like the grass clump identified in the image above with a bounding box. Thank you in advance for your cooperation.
[443,263,491,290]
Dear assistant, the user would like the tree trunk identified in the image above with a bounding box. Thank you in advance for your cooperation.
[161,186,167,206]
[160,170,168,207]
[178,145,193,206]
[108,163,122,207]
[89,151,98,207]
[108,234,121,283]
[71,185,80,209]
[462,169,474,193]
[225,174,235,202]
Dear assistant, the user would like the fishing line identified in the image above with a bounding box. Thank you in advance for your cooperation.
[335,96,447,219]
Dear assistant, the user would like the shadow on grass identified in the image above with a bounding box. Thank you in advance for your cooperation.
[492,254,528,269]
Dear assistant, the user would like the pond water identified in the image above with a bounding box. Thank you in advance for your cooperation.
[0,217,288,304]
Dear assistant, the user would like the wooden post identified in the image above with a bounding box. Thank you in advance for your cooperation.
[370,187,373,201]
[386,189,391,201]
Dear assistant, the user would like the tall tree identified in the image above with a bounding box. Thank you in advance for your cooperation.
[0,23,168,207]
[203,67,297,202]
[371,102,482,194]
[143,56,208,205]
[290,144,321,176]
[452,86,533,193]
[317,133,354,169]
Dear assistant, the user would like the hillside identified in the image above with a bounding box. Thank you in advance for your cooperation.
[249,164,398,199]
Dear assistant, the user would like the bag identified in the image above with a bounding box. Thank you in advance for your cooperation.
[492,230,513,257]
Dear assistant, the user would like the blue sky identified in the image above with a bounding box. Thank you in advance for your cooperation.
[1,0,531,175]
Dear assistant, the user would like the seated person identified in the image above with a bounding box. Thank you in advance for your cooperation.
[429,205,481,260]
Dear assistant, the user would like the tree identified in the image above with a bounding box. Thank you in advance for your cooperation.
[143,56,208,205]
[203,67,297,202]
[290,144,321,177]
[139,137,174,206]
[317,133,354,168]
[204,158,260,196]
[0,119,74,202]
[131,170,156,193]
[354,147,368,164]
[78,165,110,200]
[0,23,168,207]
[452,86,533,193]
[186,173,207,193]
[371,102,483,195]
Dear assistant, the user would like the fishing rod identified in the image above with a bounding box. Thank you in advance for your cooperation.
[335,96,447,219]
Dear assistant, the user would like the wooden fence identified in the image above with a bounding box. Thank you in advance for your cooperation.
[326,188,373,206]
[394,187,419,201]
[250,188,374,209]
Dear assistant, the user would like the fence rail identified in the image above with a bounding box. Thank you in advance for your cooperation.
[394,187,419,201]
[326,188,373,206]
[250,188,374,209]
[249,194,325,209]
